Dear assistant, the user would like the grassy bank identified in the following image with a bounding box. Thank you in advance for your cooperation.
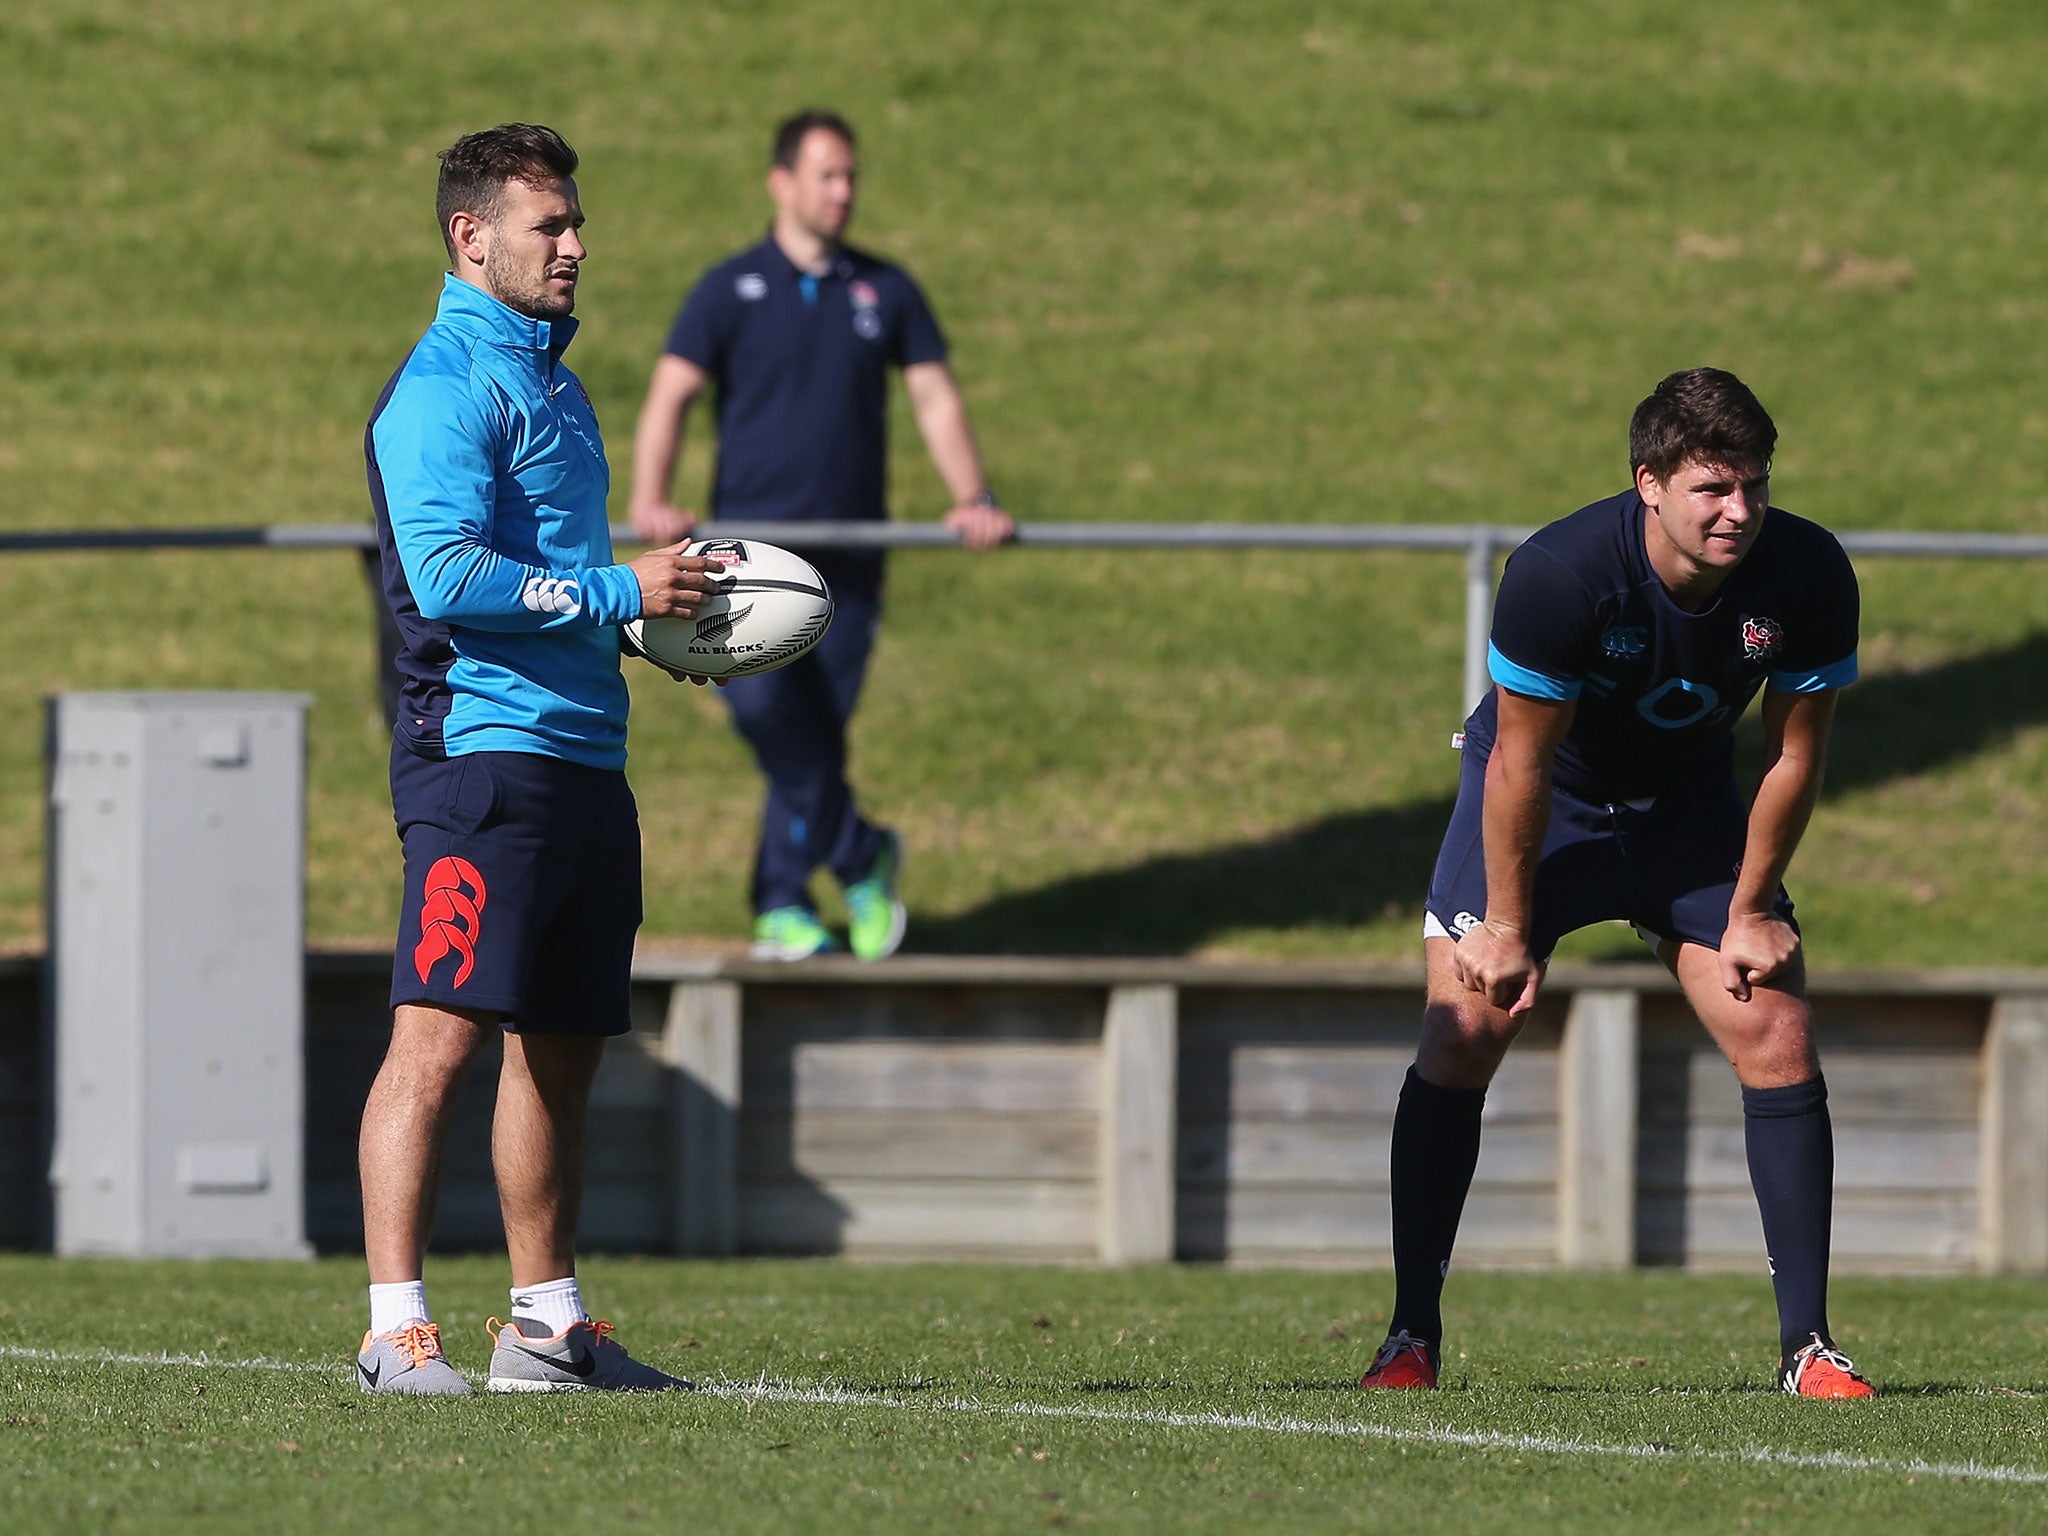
[7,0,2046,959]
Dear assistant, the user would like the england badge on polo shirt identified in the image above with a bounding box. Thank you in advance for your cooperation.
[849,280,883,339]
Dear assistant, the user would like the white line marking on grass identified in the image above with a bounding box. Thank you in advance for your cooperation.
[4,1347,2042,1487]
[702,1378,2048,1488]
[0,1345,342,1375]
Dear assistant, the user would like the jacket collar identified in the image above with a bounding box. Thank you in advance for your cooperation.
[436,271,579,356]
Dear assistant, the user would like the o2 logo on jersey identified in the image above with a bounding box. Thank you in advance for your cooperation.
[1636,677,1724,730]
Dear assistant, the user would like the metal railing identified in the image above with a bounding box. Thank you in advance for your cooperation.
[9,521,2048,713]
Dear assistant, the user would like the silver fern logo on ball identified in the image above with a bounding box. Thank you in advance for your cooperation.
[695,604,752,644]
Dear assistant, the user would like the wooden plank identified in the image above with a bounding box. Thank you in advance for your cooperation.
[1179,1045,1557,1120]
[1179,993,1564,1050]
[616,950,2048,999]
[742,985,1103,1044]
[1981,994,2048,1273]
[737,1178,1096,1257]
[589,1031,669,1112]
[1177,1118,1556,1188]
[1558,988,1637,1270]
[663,980,740,1257]
[1639,1051,1981,1125]
[583,1108,669,1182]
[1638,1124,1980,1194]
[1641,993,1987,1050]
[1178,991,1433,1046]
[1636,1191,1978,1270]
[742,1111,1097,1182]
[1175,1187,1555,1263]
[1099,984,1176,1264]
[304,1182,666,1254]
[746,1039,1100,1113]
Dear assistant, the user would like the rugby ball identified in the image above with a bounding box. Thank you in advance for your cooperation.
[623,538,834,679]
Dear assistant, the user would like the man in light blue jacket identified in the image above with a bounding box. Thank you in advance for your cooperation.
[358,123,719,1394]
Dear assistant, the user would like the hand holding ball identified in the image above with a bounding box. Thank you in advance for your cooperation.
[624,539,834,679]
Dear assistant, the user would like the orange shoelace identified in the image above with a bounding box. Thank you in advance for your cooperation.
[389,1321,444,1368]
[484,1316,618,1346]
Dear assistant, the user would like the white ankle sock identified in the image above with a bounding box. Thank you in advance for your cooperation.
[368,1280,431,1336]
[509,1276,588,1336]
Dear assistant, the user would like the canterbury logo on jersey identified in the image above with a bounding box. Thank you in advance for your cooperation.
[522,576,581,616]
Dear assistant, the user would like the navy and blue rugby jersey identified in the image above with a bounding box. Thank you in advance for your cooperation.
[664,233,948,590]
[1463,490,1859,802]
[368,275,642,769]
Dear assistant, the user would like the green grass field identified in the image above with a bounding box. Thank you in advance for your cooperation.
[8,0,2048,961]
[1,1257,2044,1533]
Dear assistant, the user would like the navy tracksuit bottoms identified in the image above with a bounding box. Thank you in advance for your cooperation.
[720,581,887,914]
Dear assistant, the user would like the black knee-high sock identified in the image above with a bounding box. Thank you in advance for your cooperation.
[1742,1074,1834,1352]
[1387,1065,1487,1350]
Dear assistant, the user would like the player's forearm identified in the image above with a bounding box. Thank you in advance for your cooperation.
[1479,741,1553,931]
[1731,753,1824,915]
[913,386,989,504]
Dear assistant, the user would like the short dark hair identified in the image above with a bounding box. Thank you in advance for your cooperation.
[772,109,857,169]
[435,123,579,260]
[1629,368,1778,482]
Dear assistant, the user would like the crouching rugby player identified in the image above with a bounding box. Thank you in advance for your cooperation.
[1361,369,1872,1399]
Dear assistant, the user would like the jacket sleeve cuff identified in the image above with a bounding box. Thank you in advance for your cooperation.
[579,563,645,625]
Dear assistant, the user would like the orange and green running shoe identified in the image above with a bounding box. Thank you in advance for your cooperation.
[843,829,906,962]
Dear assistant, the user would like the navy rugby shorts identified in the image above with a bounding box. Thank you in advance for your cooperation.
[1422,740,1795,962]
[389,743,641,1035]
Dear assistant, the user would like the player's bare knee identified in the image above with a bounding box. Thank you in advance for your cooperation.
[385,1008,493,1084]
[1720,995,1819,1085]
[1417,998,1519,1085]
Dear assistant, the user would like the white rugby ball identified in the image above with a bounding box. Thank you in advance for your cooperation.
[624,538,834,679]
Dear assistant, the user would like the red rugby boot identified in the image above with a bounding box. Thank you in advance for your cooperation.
[1359,1330,1438,1390]
[1778,1333,1874,1398]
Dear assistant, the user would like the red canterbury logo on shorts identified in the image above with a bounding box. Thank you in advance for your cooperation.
[413,855,487,988]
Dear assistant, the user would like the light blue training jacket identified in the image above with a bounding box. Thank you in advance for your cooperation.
[367,274,643,768]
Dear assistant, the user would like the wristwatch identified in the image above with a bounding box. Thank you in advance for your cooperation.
[971,490,1002,510]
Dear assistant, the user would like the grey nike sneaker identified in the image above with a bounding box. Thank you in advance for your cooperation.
[484,1316,692,1393]
[356,1320,473,1395]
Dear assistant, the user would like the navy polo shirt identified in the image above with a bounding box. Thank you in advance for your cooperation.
[665,233,948,590]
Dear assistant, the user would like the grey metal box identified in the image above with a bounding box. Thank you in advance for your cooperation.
[46,693,313,1257]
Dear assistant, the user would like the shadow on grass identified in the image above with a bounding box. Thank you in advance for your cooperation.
[914,631,2048,958]
[1812,629,2048,797]
[911,796,1456,956]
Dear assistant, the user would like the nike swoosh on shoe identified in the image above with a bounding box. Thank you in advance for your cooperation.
[514,1344,597,1378]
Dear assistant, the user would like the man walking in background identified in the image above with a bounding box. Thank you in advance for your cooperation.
[630,109,1011,962]
[1361,369,1874,1399]
[360,122,720,1394]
